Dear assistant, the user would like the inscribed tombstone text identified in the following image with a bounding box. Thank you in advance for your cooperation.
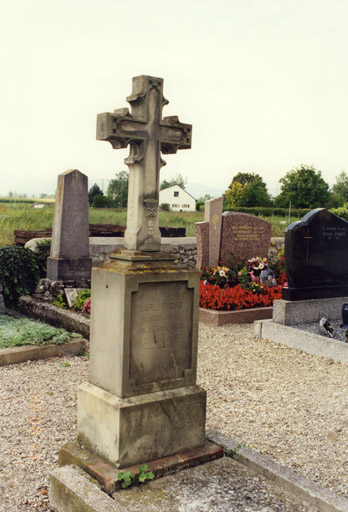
[219,212,271,265]
[130,281,193,386]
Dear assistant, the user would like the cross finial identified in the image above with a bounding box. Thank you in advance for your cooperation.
[97,75,192,251]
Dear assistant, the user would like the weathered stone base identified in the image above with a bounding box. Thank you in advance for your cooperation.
[47,256,92,283]
[77,382,206,468]
[59,439,223,494]
[199,306,273,326]
[273,297,348,325]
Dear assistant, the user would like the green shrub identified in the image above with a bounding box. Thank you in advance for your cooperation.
[93,194,113,208]
[0,246,41,308]
[73,289,91,311]
[330,207,348,221]
[35,239,51,277]
[52,293,67,309]
[223,206,311,218]
[160,203,170,211]
[196,201,204,212]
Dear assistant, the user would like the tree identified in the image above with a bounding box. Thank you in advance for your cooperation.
[93,194,110,208]
[88,183,103,206]
[332,171,348,206]
[275,165,330,209]
[107,171,129,208]
[160,172,187,190]
[224,172,272,208]
[197,194,213,202]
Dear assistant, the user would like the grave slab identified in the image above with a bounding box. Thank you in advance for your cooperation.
[50,454,342,512]
[255,319,348,364]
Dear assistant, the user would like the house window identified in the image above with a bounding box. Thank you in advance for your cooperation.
[172,203,180,207]
[181,204,190,208]
[174,191,179,197]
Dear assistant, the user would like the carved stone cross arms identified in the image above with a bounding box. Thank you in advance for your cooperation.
[97,75,192,252]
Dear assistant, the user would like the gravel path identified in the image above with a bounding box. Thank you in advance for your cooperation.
[1,323,348,510]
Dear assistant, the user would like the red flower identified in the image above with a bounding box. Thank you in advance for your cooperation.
[199,282,282,311]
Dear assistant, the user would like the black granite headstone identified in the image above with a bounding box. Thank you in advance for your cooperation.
[283,208,348,300]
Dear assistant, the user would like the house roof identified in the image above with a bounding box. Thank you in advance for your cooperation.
[159,185,196,201]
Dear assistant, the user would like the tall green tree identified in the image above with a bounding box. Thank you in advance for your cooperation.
[332,171,348,206]
[224,172,272,208]
[88,183,103,206]
[160,172,187,190]
[107,171,129,207]
[275,165,330,208]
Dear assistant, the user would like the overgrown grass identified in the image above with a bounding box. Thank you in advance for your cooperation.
[0,203,303,247]
[0,315,80,348]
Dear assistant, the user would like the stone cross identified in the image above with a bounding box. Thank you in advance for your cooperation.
[97,75,192,251]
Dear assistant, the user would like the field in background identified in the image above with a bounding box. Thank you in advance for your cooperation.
[0,203,300,247]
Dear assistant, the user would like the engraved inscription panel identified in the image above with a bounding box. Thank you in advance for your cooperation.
[130,281,193,386]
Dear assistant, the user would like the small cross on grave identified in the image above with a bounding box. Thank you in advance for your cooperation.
[304,229,313,263]
[97,75,192,251]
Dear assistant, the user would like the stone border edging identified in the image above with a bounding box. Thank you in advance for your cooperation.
[199,306,272,326]
[0,339,87,366]
[50,465,118,512]
[18,296,90,339]
[254,319,348,364]
[207,430,348,512]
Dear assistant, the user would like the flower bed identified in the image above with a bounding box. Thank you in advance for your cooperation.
[199,282,282,311]
[199,254,286,314]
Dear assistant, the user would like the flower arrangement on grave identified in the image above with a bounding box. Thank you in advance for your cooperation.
[199,252,287,311]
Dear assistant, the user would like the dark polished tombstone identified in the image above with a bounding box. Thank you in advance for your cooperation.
[283,208,348,301]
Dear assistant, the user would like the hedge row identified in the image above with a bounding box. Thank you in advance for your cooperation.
[223,206,312,218]
[0,198,37,204]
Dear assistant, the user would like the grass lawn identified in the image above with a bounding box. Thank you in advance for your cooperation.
[0,315,80,348]
[0,202,301,247]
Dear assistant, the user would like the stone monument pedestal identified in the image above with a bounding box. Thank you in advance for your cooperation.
[47,257,92,284]
[75,250,206,468]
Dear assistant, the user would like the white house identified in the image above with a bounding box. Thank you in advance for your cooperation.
[159,185,196,212]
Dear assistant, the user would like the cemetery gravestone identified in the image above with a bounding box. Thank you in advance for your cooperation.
[219,212,271,265]
[97,75,191,251]
[195,207,272,269]
[47,169,91,285]
[205,196,223,267]
[74,75,206,468]
[283,208,348,300]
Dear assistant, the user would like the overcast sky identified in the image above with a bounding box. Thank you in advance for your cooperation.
[1,0,347,199]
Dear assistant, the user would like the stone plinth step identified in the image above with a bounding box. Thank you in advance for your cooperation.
[59,440,223,494]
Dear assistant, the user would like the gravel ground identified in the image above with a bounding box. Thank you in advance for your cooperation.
[1,323,348,510]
